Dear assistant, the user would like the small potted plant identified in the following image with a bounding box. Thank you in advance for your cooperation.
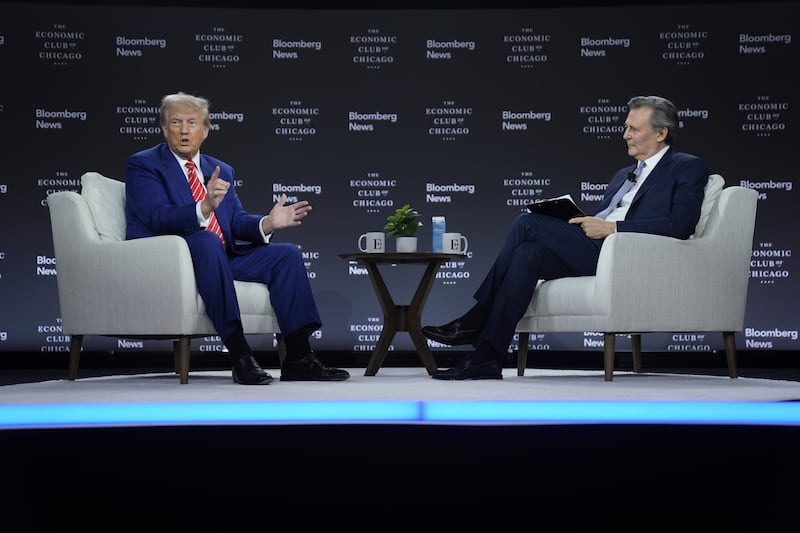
[384,204,423,252]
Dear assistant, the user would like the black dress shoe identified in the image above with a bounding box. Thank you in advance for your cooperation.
[232,355,273,385]
[422,319,480,346]
[280,353,350,381]
[432,359,502,380]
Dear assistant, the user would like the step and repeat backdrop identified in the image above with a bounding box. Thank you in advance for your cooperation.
[0,1,797,359]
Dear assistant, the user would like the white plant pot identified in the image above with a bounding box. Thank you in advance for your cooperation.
[395,236,418,253]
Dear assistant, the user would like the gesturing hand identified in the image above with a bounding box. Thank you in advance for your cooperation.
[265,193,312,231]
[201,165,230,216]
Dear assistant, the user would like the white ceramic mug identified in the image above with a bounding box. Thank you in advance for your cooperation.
[358,232,385,253]
[442,232,468,254]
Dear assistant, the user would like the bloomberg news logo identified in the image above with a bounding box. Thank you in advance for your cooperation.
[738,32,792,54]
[272,38,322,60]
[35,108,87,130]
[500,108,551,132]
[745,328,798,349]
[425,38,476,60]
[115,35,167,57]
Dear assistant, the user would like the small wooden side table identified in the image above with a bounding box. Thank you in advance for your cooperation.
[339,252,465,376]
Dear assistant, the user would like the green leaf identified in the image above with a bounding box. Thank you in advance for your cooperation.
[384,204,423,236]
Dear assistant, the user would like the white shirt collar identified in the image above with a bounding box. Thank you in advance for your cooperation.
[170,150,202,179]
[638,145,670,181]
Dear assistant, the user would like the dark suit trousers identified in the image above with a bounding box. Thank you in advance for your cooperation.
[473,213,603,357]
[184,231,321,342]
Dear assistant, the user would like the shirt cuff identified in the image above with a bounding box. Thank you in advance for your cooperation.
[259,215,273,243]
[195,201,209,227]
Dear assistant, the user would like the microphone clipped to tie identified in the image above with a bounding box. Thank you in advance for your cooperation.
[595,160,644,220]
[627,160,645,183]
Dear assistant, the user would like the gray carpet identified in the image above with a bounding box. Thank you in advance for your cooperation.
[3,367,800,403]
[4,368,800,429]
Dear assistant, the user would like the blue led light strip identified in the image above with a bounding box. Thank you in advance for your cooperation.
[1,400,799,429]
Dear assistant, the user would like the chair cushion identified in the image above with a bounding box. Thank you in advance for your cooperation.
[691,173,724,238]
[81,172,127,241]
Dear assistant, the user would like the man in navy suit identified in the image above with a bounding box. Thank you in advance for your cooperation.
[125,92,349,385]
[423,95,709,380]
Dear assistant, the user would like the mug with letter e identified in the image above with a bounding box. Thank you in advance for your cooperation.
[443,232,468,254]
[358,231,385,253]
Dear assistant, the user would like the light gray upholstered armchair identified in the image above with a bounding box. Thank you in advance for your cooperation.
[515,175,758,381]
[47,172,285,384]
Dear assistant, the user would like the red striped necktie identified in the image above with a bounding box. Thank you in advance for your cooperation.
[185,160,225,247]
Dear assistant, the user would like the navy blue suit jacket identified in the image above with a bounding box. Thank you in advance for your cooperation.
[595,148,709,240]
[125,143,264,254]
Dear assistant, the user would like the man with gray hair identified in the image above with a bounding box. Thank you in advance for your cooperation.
[424,95,709,380]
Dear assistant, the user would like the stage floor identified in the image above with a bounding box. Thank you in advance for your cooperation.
[2,366,800,429]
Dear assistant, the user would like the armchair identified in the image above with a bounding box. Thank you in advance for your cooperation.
[47,172,285,384]
[515,175,757,381]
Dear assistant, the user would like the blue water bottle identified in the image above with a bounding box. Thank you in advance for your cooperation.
[432,216,446,252]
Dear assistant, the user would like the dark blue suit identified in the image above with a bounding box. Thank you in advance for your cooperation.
[474,148,708,356]
[125,143,321,341]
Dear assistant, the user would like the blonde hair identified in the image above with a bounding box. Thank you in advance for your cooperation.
[159,92,211,128]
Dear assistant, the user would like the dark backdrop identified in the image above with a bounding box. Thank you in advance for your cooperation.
[0,0,797,358]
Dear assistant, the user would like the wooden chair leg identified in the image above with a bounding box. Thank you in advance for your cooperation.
[174,336,191,384]
[68,334,83,380]
[173,340,180,374]
[723,331,739,379]
[517,332,530,376]
[603,333,615,381]
[631,334,642,373]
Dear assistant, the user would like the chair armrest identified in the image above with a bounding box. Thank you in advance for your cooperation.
[594,231,743,331]
[595,232,706,296]
[55,233,202,335]
[79,235,197,302]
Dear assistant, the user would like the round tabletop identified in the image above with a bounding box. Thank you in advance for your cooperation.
[339,252,466,264]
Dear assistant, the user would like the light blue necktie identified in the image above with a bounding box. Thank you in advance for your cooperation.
[596,161,645,219]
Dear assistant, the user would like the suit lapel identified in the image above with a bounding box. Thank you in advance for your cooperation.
[199,155,215,182]
[631,148,673,203]
[158,143,194,203]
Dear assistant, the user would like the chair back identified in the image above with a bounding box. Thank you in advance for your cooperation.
[80,172,127,241]
[691,173,724,238]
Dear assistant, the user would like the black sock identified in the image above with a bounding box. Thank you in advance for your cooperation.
[460,302,488,330]
[283,329,311,362]
[471,340,502,364]
[224,324,252,361]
